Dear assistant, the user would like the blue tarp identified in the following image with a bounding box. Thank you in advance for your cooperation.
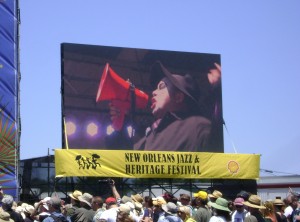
[0,0,18,198]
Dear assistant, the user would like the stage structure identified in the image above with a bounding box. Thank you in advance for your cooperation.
[58,43,259,197]
[0,0,21,198]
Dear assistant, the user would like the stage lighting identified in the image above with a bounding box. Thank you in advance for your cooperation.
[66,121,76,135]
[87,122,98,137]
[106,125,114,135]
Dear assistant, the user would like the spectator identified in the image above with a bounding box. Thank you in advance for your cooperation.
[158,202,182,222]
[273,197,287,222]
[42,197,70,222]
[93,196,104,222]
[192,191,211,222]
[243,195,266,222]
[71,193,94,222]
[208,197,231,222]
[2,195,24,222]
[231,197,247,222]
[67,191,83,217]
[178,206,196,222]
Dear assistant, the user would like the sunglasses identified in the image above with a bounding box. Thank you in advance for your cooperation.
[235,205,243,208]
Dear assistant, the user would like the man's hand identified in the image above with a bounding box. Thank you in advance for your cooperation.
[207,63,221,87]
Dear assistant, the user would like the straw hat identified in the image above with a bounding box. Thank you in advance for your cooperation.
[69,190,82,201]
[243,195,266,209]
[273,198,284,206]
[131,194,143,203]
[152,197,166,206]
[208,190,223,199]
[0,212,13,222]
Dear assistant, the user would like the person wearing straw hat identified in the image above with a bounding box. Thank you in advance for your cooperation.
[208,197,231,222]
[192,191,211,222]
[152,197,166,222]
[71,193,94,222]
[0,211,14,222]
[67,190,83,217]
[243,195,266,222]
[273,197,287,222]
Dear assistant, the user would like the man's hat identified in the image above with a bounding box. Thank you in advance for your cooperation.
[105,197,117,205]
[78,193,93,207]
[162,202,178,216]
[151,61,201,107]
[243,195,266,209]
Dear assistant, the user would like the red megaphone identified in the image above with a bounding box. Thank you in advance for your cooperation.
[96,63,149,130]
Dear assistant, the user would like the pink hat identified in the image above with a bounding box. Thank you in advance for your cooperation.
[233,197,244,206]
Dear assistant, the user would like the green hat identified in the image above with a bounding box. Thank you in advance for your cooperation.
[209,197,231,212]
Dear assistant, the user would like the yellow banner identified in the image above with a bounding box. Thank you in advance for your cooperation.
[55,150,260,179]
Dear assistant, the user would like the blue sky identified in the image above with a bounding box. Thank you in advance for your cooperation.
[19,1,300,176]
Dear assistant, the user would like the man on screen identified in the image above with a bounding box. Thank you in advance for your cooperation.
[110,61,219,152]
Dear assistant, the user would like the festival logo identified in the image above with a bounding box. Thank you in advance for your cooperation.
[227,160,239,174]
[75,154,101,170]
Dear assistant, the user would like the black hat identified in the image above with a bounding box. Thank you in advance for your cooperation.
[151,61,201,107]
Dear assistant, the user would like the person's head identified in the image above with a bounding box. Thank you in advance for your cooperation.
[1,195,14,211]
[179,194,191,206]
[78,193,93,208]
[237,191,250,201]
[193,191,208,207]
[243,195,266,214]
[47,197,62,213]
[290,195,299,210]
[150,62,201,119]
[162,192,177,204]
[92,196,103,211]
[162,202,178,216]
[68,190,82,206]
[117,204,134,222]
[152,197,166,213]
[208,190,223,203]
[144,196,153,208]
[209,198,231,219]
[273,197,284,212]
[233,197,245,213]
[105,197,117,209]
[262,200,275,217]
[177,206,192,221]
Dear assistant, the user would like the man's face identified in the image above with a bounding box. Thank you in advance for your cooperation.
[151,81,172,118]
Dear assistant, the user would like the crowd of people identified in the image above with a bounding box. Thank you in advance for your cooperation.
[0,182,299,222]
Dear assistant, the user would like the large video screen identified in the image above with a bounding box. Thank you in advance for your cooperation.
[61,43,223,152]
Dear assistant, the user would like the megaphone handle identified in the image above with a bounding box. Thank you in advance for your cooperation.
[111,100,130,131]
